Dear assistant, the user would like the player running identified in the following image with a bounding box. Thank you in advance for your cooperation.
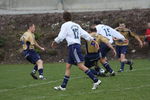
[115,22,143,72]
[51,12,101,90]
[84,25,117,76]
[94,20,125,74]
[20,23,46,80]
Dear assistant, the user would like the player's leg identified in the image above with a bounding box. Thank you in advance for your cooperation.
[30,64,38,80]
[100,58,115,76]
[23,50,45,80]
[94,61,106,77]
[75,44,101,89]
[118,46,133,72]
[32,64,38,73]
[77,62,101,90]
[119,54,126,72]
[84,53,103,76]
[116,45,125,72]
[100,43,115,76]
[54,63,71,91]
[36,59,46,80]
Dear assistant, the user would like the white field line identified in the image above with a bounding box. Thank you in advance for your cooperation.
[0,67,149,94]
[22,84,150,100]
[59,84,150,97]
[0,76,85,93]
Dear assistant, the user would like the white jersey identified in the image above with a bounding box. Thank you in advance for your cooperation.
[96,24,125,44]
[55,21,94,46]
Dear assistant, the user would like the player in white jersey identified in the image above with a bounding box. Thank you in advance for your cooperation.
[94,20,125,74]
[51,12,101,91]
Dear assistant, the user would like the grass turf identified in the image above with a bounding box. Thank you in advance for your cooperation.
[0,59,150,100]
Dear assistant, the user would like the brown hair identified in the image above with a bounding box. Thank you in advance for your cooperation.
[26,23,34,29]
[63,11,72,21]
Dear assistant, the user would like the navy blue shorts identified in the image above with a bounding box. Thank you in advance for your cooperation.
[22,49,41,64]
[84,52,101,68]
[67,44,84,65]
[116,45,128,58]
[100,43,111,58]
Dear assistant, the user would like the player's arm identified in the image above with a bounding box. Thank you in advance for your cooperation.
[51,25,67,48]
[130,32,143,48]
[110,27,125,40]
[106,42,116,57]
[145,35,150,37]
[80,28,99,49]
[20,33,29,43]
[20,33,33,47]
[34,40,45,51]
[100,35,116,56]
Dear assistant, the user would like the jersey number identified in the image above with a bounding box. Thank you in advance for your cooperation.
[71,25,79,39]
[104,28,111,36]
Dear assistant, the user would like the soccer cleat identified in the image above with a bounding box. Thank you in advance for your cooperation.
[118,69,124,72]
[97,72,107,77]
[129,60,133,70]
[54,86,66,91]
[30,72,38,80]
[110,71,115,76]
[39,75,47,80]
[92,80,101,90]
[104,70,108,74]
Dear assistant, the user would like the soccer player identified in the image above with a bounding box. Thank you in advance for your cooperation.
[94,20,125,74]
[84,25,117,76]
[20,23,46,80]
[144,22,150,46]
[51,12,101,90]
[115,22,143,72]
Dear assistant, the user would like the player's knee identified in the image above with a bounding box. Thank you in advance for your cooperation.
[77,63,88,71]
[100,58,105,64]
[36,59,43,65]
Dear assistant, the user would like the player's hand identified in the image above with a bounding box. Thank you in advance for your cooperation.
[144,42,147,45]
[112,49,117,57]
[92,40,100,50]
[41,47,45,51]
[51,41,57,49]
[124,39,129,43]
[139,41,143,48]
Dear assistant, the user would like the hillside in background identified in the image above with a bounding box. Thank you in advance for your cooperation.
[0,9,150,64]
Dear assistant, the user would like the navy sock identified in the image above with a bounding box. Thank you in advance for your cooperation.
[103,62,113,73]
[38,68,43,75]
[32,65,38,73]
[61,76,70,88]
[90,69,98,75]
[120,62,125,70]
[125,60,131,65]
[95,67,101,72]
[85,69,98,83]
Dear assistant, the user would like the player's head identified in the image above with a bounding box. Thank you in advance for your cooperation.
[147,22,150,28]
[27,23,35,33]
[94,20,101,25]
[63,11,72,21]
[90,25,97,33]
[119,23,126,28]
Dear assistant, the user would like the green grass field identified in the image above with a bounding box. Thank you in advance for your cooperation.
[0,59,150,100]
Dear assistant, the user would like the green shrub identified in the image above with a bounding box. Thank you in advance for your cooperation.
[47,49,58,56]
[0,49,5,61]
[0,37,5,47]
